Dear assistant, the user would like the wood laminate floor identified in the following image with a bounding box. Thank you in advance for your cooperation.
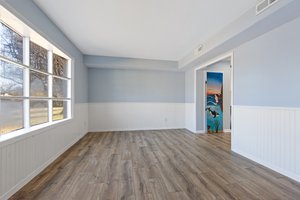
[11,129,300,200]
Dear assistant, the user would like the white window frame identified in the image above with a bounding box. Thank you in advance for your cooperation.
[0,6,73,143]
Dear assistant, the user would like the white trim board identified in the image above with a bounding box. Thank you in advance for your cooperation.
[195,129,231,134]
[196,130,206,134]
[89,127,185,133]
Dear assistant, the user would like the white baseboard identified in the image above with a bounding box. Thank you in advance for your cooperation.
[185,127,196,134]
[89,127,185,133]
[195,130,205,134]
[194,129,231,134]
[1,133,87,200]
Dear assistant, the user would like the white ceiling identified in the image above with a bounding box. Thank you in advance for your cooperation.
[34,0,259,61]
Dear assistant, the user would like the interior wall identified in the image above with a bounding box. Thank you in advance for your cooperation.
[88,68,186,131]
[184,69,196,132]
[195,69,204,131]
[0,0,88,199]
[88,68,185,103]
[232,16,300,182]
[195,61,231,132]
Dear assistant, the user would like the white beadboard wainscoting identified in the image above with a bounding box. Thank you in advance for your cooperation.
[232,105,300,182]
[0,103,88,200]
[185,103,196,133]
[88,102,185,132]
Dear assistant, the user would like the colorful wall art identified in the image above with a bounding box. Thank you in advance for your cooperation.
[206,72,223,133]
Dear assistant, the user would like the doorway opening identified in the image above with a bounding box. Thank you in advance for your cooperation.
[206,71,224,133]
[194,53,233,134]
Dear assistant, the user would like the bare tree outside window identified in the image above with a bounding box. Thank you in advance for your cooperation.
[0,23,24,134]
[0,23,24,96]
[29,41,48,99]
[53,53,68,77]
[53,77,68,98]
[0,22,23,63]
[30,41,47,72]
[0,60,23,96]
[30,70,48,97]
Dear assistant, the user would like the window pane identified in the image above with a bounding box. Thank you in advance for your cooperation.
[0,60,23,96]
[30,100,48,126]
[53,100,68,121]
[0,98,23,135]
[53,77,68,98]
[53,54,68,77]
[30,71,48,97]
[30,41,48,72]
[0,23,23,63]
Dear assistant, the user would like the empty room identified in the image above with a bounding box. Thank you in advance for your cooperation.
[0,0,300,199]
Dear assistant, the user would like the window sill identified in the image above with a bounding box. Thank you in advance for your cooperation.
[0,118,73,148]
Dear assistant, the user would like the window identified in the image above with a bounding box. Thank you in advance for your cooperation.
[0,12,72,136]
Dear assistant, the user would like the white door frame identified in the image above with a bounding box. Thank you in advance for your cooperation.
[194,52,234,134]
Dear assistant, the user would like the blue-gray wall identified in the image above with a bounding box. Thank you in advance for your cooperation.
[185,69,194,103]
[88,68,185,103]
[179,0,300,69]
[1,0,88,103]
[186,16,300,108]
[234,17,300,107]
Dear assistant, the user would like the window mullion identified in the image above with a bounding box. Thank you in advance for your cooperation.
[48,50,53,123]
[23,37,30,129]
